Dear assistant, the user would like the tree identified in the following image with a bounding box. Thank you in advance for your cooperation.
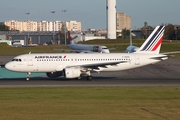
[141,22,153,39]
[57,23,70,45]
[164,24,176,40]
[121,29,130,39]
[0,22,9,31]
[144,22,148,28]
[163,24,180,40]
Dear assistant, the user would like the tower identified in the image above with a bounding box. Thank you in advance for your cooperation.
[106,0,116,39]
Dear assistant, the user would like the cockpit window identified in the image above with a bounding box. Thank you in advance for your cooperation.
[102,48,108,49]
[12,59,22,62]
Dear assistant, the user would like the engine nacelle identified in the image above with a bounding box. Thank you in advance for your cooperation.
[63,67,81,79]
[46,71,63,78]
[126,46,139,53]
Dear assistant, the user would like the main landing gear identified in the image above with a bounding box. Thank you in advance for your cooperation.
[76,75,93,81]
[86,76,93,81]
[86,71,93,81]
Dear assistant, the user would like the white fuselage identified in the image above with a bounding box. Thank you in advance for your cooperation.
[5,53,167,73]
[69,44,110,53]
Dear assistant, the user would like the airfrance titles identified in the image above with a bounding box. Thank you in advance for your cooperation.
[35,55,63,59]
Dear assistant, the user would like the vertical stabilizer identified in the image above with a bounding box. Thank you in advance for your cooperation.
[68,31,74,44]
[135,26,165,54]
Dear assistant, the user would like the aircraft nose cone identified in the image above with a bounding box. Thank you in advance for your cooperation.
[5,63,10,70]
[5,62,14,71]
[106,50,110,53]
[102,50,110,53]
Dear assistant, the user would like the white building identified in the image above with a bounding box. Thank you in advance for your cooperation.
[116,12,131,30]
[4,20,82,32]
[67,21,82,32]
[4,20,22,31]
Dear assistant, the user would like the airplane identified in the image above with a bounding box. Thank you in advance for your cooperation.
[67,32,110,53]
[5,26,168,81]
[52,32,111,53]
[126,29,139,53]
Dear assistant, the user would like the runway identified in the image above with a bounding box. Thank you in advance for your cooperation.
[0,76,180,87]
[0,55,15,66]
[0,58,180,87]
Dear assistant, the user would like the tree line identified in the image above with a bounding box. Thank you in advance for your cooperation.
[0,22,9,31]
[121,23,180,40]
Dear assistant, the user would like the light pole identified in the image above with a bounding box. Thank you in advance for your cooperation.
[62,10,67,45]
[51,11,55,44]
[25,12,30,46]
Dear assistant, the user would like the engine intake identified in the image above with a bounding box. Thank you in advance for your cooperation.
[63,67,81,78]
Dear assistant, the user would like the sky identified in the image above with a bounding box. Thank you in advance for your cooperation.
[0,0,180,30]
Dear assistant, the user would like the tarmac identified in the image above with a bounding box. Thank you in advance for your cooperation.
[0,55,15,66]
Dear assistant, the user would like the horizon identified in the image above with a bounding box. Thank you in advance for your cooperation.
[0,0,180,29]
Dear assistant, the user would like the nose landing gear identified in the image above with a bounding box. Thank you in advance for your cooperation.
[26,72,31,81]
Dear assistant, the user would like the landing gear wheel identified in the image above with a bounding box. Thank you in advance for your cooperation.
[86,76,93,81]
[26,72,31,81]
[76,76,82,80]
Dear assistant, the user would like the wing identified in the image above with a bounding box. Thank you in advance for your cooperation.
[51,44,109,53]
[67,61,127,72]
[69,50,93,53]
[51,48,81,53]
[52,47,96,53]
[108,46,116,50]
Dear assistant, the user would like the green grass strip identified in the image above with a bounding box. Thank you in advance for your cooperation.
[0,86,180,120]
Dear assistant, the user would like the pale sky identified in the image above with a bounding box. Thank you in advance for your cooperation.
[0,0,179,29]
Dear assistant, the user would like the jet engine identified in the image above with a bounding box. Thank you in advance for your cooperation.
[126,46,139,53]
[63,67,81,78]
[46,71,63,78]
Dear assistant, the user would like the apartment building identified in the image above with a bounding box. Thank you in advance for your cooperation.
[67,21,82,32]
[116,11,131,31]
[24,20,37,31]
[4,20,82,32]
[4,20,22,31]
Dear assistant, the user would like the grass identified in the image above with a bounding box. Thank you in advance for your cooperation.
[0,43,70,55]
[0,86,180,120]
[1,39,180,58]
[1,40,180,119]
[0,38,178,61]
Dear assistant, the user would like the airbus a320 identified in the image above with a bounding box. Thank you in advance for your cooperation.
[5,26,169,81]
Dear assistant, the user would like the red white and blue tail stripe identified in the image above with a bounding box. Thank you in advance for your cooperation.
[68,31,74,44]
[136,26,165,54]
